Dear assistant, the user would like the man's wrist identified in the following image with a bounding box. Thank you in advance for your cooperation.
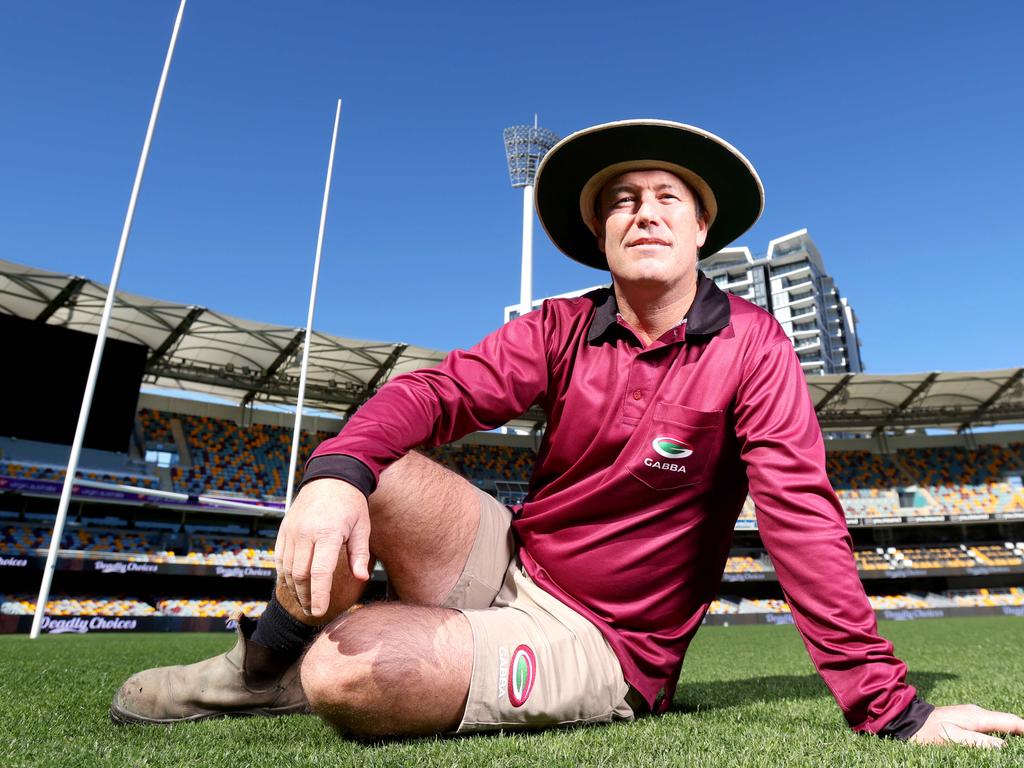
[298,454,376,497]
[877,696,935,740]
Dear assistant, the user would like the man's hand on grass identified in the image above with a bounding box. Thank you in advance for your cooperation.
[910,704,1024,748]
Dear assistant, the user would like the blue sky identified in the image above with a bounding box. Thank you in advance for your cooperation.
[2,1,1022,375]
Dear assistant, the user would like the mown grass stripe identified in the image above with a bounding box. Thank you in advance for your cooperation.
[0,617,1020,767]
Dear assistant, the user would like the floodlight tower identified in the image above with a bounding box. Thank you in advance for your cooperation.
[503,117,558,318]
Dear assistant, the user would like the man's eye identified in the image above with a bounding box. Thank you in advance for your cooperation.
[659,194,679,201]
[613,197,634,206]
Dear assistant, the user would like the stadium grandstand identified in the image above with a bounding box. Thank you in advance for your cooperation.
[1,257,1023,634]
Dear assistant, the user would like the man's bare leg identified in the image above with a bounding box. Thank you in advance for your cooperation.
[275,450,483,624]
[301,603,472,736]
[275,452,482,735]
[110,451,481,727]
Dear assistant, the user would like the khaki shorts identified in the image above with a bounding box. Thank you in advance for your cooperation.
[441,487,634,733]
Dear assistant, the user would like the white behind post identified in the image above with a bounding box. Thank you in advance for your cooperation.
[284,99,343,512]
[30,0,188,639]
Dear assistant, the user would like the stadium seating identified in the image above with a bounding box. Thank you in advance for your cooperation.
[866,594,932,610]
[0,595,269,617]
[738,598,791,614]
[170,415,297,498]
[156,599,267,618]
[185,536,275,568]
[736,498,756,527]
[0,522,276,568]
[1,595,158,616]
[5,515,1021,587]
[9,407,1024,518]
[854,543,1024,571]
[0,523,171,559]
[140,408,335,500]
[708,599,738,614]
[947,587,1024,607]
[421,444,534,487]
[969,543,1024,566]
[725,556,768,573]
[826,450,905,490]
[715,589,1024,614]
[835,488,901,518]
[140,408,537,500]
[7,407,1024,634]
[0,460,159,490]
[897,444,1023,517]
[730,445,1023,521]
[138,408,173,448]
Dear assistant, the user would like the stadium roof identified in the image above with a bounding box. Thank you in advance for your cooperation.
[2,258,1022,433]
[0,258,443,415]
[805,369,1024,433]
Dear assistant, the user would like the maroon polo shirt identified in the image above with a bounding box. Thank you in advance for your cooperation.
[304,272,927,735]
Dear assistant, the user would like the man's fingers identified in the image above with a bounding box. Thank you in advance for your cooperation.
[273,517,290,578]
[347,512,372,582]
[962,707,1024,736]
[939,722,1005,749]
[272,478,370,619]
[280,533,297,609]
[308,536,343,617]
[290,537,315,614]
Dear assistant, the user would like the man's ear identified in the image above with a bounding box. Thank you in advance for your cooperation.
[592,218,605,254]
[694,212,709,249]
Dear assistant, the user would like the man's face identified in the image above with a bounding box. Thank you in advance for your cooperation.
[593,169,708,289]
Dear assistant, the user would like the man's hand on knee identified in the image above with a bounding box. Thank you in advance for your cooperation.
[275,478,372,617]
[909,704,1024,748]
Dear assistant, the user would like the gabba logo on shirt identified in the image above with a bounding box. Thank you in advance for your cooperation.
[645,436,694,473]
[651,437,693,459]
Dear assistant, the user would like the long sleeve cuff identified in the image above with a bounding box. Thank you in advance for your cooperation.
[298,454,376,498]
[876,696,934,740]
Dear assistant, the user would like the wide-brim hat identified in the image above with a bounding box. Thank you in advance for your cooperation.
[534,119,764,270]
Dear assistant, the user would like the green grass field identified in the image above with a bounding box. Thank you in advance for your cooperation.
[1,616,1021,767]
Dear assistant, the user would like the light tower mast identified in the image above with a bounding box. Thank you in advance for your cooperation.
[503,117,558,318]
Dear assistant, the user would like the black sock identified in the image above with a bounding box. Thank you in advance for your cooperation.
[250,595,320,662]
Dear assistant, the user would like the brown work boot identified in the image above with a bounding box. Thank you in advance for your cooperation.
[109,615,310,725]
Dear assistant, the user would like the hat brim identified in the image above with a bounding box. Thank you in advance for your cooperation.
[534,120,764,270]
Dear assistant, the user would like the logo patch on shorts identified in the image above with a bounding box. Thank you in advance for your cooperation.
[507,644,537,707]
[497,645,510,700]
[652,437,693,459]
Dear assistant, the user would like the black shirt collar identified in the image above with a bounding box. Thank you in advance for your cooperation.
[586,270,731,345]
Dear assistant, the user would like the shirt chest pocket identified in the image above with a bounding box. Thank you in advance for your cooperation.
[626,402,724,491]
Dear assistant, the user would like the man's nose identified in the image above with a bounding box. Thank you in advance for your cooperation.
[636,195,659,226]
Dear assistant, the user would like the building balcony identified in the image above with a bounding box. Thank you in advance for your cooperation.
[771,263,812,279]
[724,276,752,290]
[788,293,816,309]
[791,327,819,339]
[780,277,814,292]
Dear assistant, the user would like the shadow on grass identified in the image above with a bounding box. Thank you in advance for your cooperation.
[318,671,958,748]
[673,670,956,713]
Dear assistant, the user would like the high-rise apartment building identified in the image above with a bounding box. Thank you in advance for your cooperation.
[504,229,863,375]
[702,229,863,374]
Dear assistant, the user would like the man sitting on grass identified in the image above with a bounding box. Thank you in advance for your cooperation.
[111,119,1024,748]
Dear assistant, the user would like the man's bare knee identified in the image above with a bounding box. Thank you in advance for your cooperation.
[300,614,379,736]
[300,603,473,738]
